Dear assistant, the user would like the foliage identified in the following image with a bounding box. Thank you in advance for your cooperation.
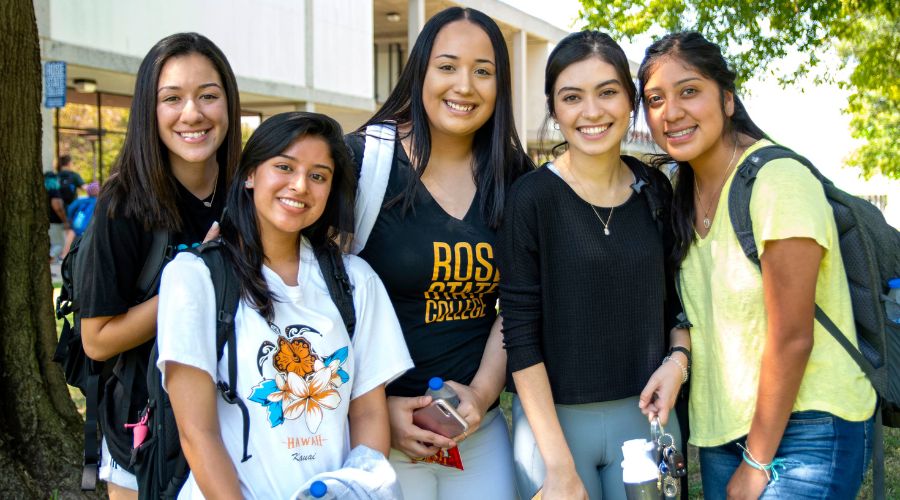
[57,103,129,182]
[578,0,899,178]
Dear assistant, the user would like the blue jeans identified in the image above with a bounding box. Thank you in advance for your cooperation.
[699,410,873,499]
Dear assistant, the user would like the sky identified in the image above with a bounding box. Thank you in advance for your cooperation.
[502,0,897,201]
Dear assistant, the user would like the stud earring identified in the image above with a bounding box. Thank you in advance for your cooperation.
[244,180,254,189]
[552,121,560,131]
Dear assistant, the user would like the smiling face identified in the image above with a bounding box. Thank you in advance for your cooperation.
[642,56,735,166]
[421,20,497,140]
[552,56,632,159]
[247,135,334,244]
[156,52,229,172]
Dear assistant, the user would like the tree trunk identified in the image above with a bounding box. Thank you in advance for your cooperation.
[0,1,100,497]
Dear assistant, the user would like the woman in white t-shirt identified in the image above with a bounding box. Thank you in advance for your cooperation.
[157,112,413,499]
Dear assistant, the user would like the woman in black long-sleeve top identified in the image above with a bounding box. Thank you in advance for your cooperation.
[498,31,690,500]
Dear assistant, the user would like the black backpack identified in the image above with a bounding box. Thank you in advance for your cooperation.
[133,239,356,499]
[728,145,900,499]
[53,224,172,491]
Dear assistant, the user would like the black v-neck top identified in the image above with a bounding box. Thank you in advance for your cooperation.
[346,133,500,398]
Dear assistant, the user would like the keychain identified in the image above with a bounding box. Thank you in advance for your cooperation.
[651,417,681,499]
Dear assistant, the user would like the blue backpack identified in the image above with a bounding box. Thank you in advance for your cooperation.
[67,197,97,236]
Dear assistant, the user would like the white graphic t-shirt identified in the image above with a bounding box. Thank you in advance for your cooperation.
[157,238,413,499]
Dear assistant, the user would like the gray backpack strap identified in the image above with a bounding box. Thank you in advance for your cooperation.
[351,123,396,255]
[728,144,817,267]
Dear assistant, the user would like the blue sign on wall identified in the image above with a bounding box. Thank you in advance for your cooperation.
[44,61,67,108]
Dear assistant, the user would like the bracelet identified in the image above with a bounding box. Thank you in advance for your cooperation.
[663,355,688,384]
[737,442,786,483]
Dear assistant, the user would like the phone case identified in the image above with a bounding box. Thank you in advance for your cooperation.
[412,399,469,439]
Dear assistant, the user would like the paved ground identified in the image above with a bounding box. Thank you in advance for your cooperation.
[50,260,62,284]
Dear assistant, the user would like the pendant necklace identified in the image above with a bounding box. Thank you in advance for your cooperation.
[202,171,219,208]
[694,143,738,230]
[567,160,629,236]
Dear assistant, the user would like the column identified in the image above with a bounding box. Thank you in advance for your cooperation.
[408,0,425,55]
[511,29,527,147]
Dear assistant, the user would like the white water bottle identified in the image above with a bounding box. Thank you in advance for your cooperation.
[621,439,661,500]
[887,278,900,325]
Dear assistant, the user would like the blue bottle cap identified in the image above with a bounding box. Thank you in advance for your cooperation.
[889,278,900,289]
[428,377,444,391]
[310,480,327,498]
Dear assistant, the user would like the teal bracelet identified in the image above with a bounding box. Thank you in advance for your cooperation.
[740,448,787,482]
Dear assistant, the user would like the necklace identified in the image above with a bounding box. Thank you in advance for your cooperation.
[202,171,218,208]
[566,160,629,236]
[694,143,738,230]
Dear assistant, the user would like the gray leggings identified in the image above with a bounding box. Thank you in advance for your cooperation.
[512,394,681,500]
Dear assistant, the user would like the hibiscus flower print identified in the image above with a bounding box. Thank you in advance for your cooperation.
[273,337,318,377]
[277,361,341,433]
[248,332,351,430]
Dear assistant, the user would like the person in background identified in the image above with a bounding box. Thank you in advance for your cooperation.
[45,155,72,261]
[638,31,875,499]
[62,180,100,255]
[344,6,533,499]
[498,30,688,500]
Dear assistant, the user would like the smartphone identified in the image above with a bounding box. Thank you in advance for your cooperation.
[412,398,469,440]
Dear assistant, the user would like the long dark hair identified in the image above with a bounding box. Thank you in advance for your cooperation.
[220,112,356,321]
[541,30,637,157]
[359,7,532,228]
[101,32,242,231]
[637,31,768,265]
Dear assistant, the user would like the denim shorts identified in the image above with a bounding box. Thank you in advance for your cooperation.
[698,410,873,499]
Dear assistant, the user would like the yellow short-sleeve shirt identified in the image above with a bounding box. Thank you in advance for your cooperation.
[681,140,876,447]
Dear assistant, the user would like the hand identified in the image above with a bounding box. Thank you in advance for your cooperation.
[638,358,683,425]
[541,466,588,500]
[726,461,769,499]
[203,221,220,243]
[387,395,456,459]
[444,380,489,437]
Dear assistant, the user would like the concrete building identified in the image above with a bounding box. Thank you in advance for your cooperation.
[35,0,606,178]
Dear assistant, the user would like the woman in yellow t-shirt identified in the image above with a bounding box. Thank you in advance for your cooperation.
[637,31,876,499]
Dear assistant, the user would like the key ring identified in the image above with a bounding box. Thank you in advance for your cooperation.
[651,417,674,449]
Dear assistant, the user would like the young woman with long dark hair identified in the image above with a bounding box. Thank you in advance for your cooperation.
[344,7,532,499]
[157,112,412,498]
[638,31,875,499]
[498,30,689,500]
[78,32,241,498]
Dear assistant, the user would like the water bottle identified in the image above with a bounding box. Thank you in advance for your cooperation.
[621,439,662,500]
[887,278,900,325]
[426,377,460,407]
[309,480,329,499]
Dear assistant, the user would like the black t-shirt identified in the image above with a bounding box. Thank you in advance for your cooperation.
[79,174,225,465]
[346,134,499,398]
[57,169,85,206]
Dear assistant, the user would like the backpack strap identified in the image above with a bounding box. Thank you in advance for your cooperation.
[351,123,396,255]
[191,240,252,463]
[136,229,173,301]
[314,242,357,338]
[727,145,879,379]
[623,155,666,237]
